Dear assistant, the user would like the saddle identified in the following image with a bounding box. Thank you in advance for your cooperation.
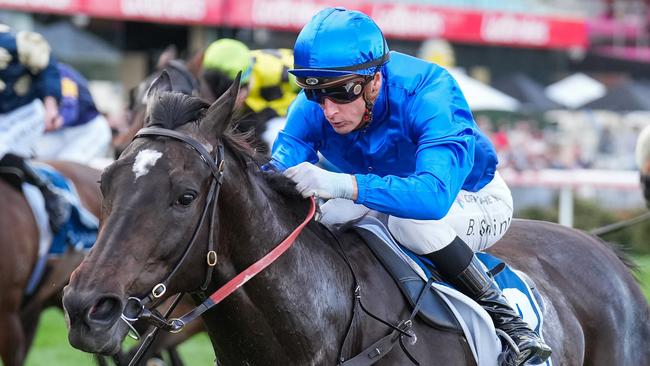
[350,215,462,333]
[0,165,25,190]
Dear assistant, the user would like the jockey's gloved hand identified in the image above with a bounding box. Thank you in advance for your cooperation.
[284,162,355,200]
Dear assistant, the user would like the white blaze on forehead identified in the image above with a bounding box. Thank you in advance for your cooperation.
[133,149,163,180]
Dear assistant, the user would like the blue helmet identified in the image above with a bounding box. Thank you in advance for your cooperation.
[290,7,390,80]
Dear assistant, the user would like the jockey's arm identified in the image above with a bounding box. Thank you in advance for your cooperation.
[16,31,62,104]
[354,141,473,220]
[43,96,62,131]
[353,81,476,220]
[39,61,62,131]
[57,70,85,128]
[18,32,62,131]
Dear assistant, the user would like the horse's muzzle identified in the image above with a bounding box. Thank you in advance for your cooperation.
[63,286,126,354]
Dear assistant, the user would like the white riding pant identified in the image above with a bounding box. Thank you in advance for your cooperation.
[319,172,513,254]
[0,99,45,159]
[34,114,112,163]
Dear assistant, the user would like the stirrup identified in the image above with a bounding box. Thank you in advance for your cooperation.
[496,329,519,354]
[496,330,550,366]
[498,348,531,366]
[497,345,534,366]
[496,329,520,366]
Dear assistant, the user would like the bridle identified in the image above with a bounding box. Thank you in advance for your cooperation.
[120,126,224,346]
[119,126,315,365]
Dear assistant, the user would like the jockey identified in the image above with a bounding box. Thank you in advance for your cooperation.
[266,8,552,366]
[201,38,299,152]
[0,25,70,232]
[34,63,112,164]
[200,38,252,107]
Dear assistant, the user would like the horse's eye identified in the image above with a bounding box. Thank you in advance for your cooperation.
[176,192,197,206]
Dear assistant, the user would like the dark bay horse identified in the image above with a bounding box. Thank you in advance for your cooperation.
[0,161,101,366]
[64,74,650,365]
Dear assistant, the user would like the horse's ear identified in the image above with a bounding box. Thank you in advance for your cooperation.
[156,45,177,70]
[201,71,241,136]
[146,70,173,100]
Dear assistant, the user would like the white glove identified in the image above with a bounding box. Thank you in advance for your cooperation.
[318,198,370,226]
[284,162,355,199]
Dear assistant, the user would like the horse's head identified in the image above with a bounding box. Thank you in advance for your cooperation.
[64,70,240,355]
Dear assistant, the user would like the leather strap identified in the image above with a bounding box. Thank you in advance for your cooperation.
[168,197,317,330]
[136,127,222,179]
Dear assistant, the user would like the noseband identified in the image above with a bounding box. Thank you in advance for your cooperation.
[119,126,315,365]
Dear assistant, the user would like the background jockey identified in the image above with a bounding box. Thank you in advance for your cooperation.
[265,8,551,366]
[0,24,70,232]
[34,63,112,164]
[200,38,299,153]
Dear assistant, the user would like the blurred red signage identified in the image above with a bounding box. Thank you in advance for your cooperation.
[86,0,226,24]
[226,1,587,49]
[0,0,587,49]
[0,0,227,24]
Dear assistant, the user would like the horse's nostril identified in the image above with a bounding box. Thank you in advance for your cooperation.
[87,296,122,324]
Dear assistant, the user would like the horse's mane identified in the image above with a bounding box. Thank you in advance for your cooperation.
[147,92,251,156]
[263,170,303,201]
[147,92,208,130]
[148,91,303,202]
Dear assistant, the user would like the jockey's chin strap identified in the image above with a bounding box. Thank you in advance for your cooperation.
[120,127,316,366]
[352,74,380,132]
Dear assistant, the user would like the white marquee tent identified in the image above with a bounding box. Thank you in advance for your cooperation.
[545,73,606,109]
[448,68,520,112]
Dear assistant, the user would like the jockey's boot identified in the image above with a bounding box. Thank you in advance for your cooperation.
[0,153,71,232]
[424,236,552,366]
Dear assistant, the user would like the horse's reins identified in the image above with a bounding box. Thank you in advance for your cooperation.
[120,127,315,365]
[588,211,650,236]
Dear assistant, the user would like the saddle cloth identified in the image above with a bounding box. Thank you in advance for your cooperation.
[22,163,98,295]
[352,215,552,366]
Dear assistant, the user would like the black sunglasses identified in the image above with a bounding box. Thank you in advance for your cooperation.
[302,77,371,104]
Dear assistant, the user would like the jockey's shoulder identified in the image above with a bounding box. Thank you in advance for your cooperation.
[382,52,454,95]
[0,28,52,74]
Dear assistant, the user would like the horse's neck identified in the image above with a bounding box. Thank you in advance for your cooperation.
[217,170,314,263]
[208,167,353,362]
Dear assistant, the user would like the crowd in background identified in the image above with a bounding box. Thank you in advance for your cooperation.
[477,111,645,172]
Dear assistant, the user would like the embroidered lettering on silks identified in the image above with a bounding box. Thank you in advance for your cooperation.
[463,194,494,205]
[133,149,163,180]
[467,217,511,237]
